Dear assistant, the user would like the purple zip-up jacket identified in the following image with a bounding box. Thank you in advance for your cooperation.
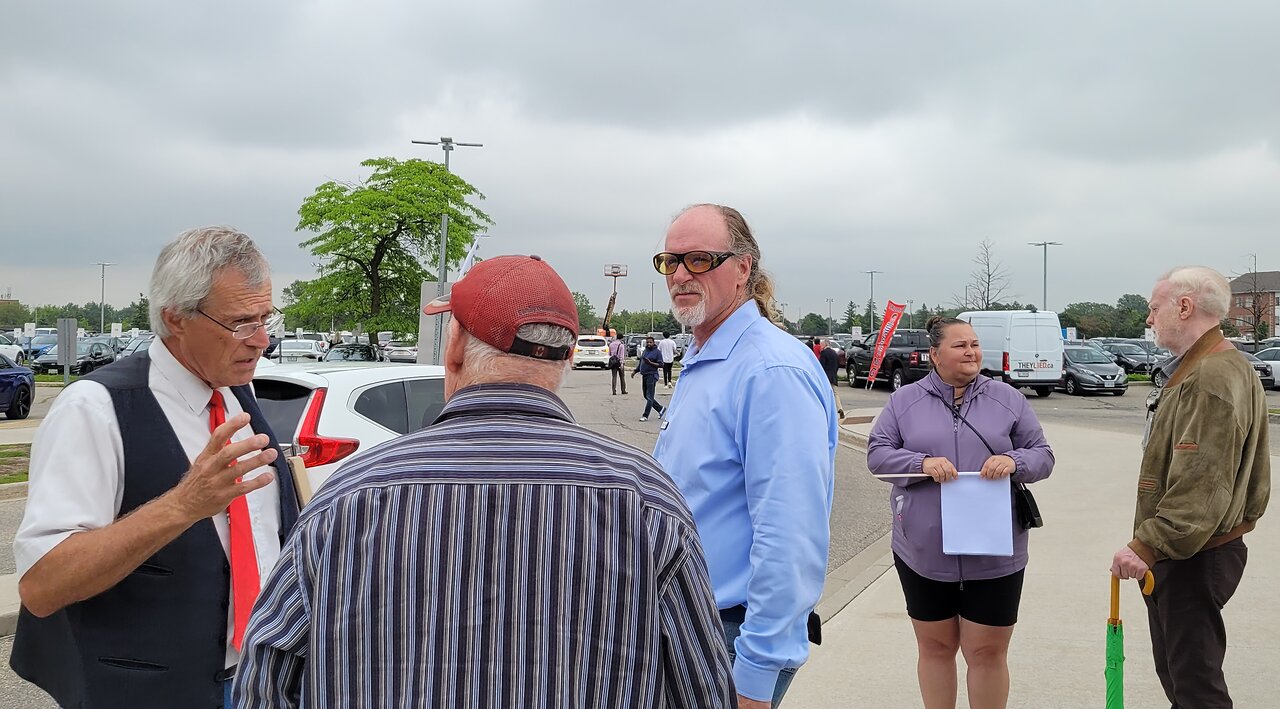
[868,370,1055,581]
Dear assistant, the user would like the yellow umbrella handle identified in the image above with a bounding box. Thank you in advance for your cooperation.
[1110,571,1156,624]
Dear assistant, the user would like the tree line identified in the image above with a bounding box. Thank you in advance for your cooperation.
[0,295,150,332]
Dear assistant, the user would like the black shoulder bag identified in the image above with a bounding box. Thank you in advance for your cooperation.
[926,390,1044,530]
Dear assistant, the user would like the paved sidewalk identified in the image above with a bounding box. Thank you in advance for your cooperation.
[789,416,1279,708]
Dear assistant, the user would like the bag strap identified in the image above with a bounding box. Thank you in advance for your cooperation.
[925,386,1030,492]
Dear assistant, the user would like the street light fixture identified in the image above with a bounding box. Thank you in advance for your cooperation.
[94,262,115,334]
[825,298,834,335]
[411,136,483,363]
[907,299,914,328]
[1028,241,1063,311]
[865,270,883,333]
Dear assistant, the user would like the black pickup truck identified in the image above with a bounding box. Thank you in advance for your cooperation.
[845,328,933,390]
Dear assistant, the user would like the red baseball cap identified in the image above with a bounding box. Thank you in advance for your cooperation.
[422,254,579,360]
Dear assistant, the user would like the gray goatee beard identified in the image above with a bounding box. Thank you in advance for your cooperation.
[670,286,707,328]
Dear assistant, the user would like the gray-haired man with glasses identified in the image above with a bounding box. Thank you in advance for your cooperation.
[11,226,300,709]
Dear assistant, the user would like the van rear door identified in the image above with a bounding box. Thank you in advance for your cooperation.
[1008,315,1063,384]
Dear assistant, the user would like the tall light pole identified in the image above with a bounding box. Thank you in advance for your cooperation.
[907,299,914,328]
[411,136,483,363]
[865,270,883,333]
[1028,241,1063,311]
[94,263,115,334]
[825,297,834,335]
[650,282,655,331]
[779,302,789,330]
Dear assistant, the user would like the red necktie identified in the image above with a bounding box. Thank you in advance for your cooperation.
[209,390,261,653]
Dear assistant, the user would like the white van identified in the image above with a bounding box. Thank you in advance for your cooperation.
[957,310,1064,397]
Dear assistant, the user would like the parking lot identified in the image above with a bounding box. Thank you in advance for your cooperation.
[2,368,1279,707]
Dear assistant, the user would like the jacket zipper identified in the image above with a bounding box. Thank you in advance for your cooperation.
[952,396,964,586]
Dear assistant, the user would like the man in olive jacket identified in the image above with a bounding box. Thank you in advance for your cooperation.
[1111,266,1270,708]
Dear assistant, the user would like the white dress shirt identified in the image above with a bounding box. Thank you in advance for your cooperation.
[13,338,283,668]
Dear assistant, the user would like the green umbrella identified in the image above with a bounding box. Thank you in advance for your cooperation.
[1106,571,1155,708]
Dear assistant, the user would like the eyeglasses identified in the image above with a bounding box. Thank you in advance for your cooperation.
[652,251,737,276]
[197,308,284,340]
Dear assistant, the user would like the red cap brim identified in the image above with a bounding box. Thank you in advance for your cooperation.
[422,294,453,316]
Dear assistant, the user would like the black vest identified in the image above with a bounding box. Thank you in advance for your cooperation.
[10,352,299,708]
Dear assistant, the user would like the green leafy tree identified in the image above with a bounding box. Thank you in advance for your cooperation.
[1256,319,1269,340]
[290,157,493,334]
[800,313,828,335]
[0,301,32,329]
[1112,294,1149,338]
[1060,302,1119,338]
[1221,318,1240,337]
[573,292,600,332]
[118,293,151,330]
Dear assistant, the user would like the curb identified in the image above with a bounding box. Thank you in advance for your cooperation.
[0,481,28,501]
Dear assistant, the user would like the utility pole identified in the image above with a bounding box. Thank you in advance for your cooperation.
[650,282,655,331]
[907,299,914,328]
[1028,241,1063,311]
[865,270,883,333]
[825,298,834,335]
[411,136,483,363]
[94,263,115,334]
[779,302,789,331]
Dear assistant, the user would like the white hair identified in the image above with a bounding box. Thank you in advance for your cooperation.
[460,323,574,389]
[1158,266,1230,320]
[149,227,271,338]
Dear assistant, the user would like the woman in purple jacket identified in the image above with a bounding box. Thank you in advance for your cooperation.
[867,316,1054,709]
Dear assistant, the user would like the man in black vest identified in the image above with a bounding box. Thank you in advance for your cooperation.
[11,226,299,708]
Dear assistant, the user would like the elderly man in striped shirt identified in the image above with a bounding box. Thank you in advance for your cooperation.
[234,254,734,708]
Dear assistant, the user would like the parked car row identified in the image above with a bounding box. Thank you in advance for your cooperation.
[0,353,34,419]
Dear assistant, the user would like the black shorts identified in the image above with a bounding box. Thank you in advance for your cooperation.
[893,554,1024,627]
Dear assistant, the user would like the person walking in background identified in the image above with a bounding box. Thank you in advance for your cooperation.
[608,334,628,395]
[11,227,299,708]
[867,315,1054,709]
[633,336,665,421]
[658,331,677,386]
[1111,266,1269,708]
[818,339,845,419]
[653,204,837,707]
[810,337,822,359]
[235,255,734,708]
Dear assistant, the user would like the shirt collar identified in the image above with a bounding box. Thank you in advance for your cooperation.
[151,337,218,415]
[684,300,761,366]
[435,383,576,425]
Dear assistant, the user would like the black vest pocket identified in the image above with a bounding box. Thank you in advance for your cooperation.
[98,657,169,672]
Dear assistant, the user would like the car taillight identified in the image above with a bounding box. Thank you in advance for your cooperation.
[1002,352,1010,373]
[909,352,919,366]
[295,387,360,467]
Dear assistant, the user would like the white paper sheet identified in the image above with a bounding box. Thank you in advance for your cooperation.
[940,475,1014,556]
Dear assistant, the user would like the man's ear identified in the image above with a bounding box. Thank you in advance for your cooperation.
[162,307,188,338]
[444,319,467,373]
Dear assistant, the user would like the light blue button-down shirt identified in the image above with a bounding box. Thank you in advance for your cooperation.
[654,300,837,701]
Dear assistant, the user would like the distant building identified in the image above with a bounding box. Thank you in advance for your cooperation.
[1228,271,1280,336]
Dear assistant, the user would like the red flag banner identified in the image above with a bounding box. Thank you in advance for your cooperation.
[866,301,907,387]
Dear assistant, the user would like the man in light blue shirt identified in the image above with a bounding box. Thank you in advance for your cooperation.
[652,204,837,708]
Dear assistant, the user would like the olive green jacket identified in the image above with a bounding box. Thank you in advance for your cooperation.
[1129,329,1270,565]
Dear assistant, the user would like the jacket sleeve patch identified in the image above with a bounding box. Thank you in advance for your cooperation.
[1173,442,1199,451]
[1137,477,1159,492]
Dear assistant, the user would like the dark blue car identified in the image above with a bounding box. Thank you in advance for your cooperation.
[0,353,35,420]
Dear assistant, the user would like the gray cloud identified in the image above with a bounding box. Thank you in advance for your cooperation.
[3,1,1280,324]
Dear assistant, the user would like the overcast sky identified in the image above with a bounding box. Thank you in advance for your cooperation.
[4,1,1279,325]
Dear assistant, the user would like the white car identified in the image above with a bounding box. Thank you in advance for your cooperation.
[253,362,447,492]
[274,339,326,363]
[0,333,25,364]
[572,335,609,369]
[383,341,419,363]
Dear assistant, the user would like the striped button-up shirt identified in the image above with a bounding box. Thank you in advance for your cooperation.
[234,383,733,708]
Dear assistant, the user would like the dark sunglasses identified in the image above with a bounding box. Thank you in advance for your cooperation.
[652,250,737,276]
